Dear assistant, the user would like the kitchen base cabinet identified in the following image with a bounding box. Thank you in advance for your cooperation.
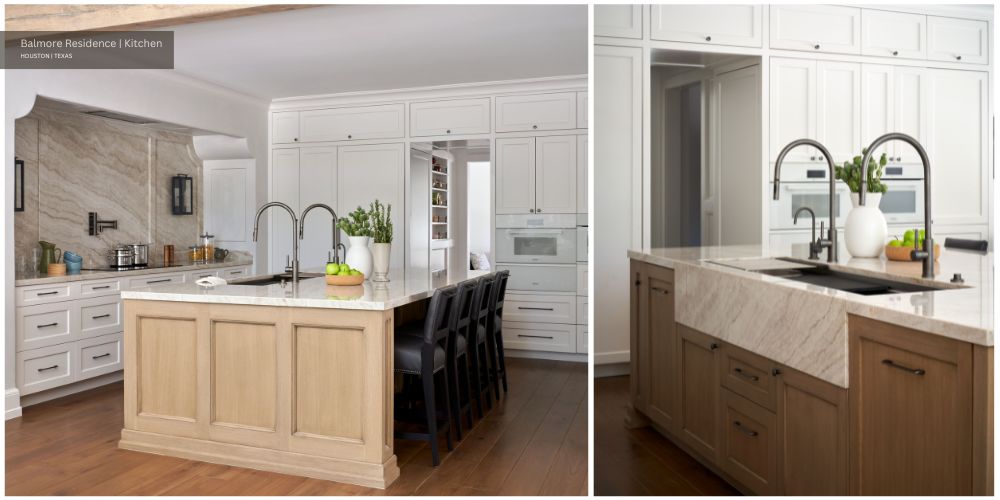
[677,324,720,463]
[641,265,676,433]
[719,388,777,495]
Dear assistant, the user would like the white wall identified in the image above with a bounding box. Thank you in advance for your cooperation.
[4,68,269,417]
[467,161,492,257]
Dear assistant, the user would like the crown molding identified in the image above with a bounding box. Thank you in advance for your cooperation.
[269,74,588,111]
[131,68,271,110]
[845,4,994,21]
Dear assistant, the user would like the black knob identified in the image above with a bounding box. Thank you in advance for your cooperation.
[706,36,712,41]
[710,343,719,350]
[951,273,965,284]
[536,209,541,213]
[533,125,538,129]
[893,51,898,56]
[957,56,962,60]
[447,130,451,134]
[634,280,641,286]
[293,138,298,141]
[348,135,352,139]
[819,156,824,161]
[811,156,816,161]
[772,369,781,376]
[814,44,820,49]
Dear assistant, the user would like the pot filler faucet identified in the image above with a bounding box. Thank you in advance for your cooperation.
[253,202,299,283]
[773,139,838,263]
[860,132,934,279]
[299,203,346,264]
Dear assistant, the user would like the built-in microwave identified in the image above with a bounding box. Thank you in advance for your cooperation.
[496,214,578,264]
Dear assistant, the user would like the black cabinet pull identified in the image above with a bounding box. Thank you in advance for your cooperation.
[38,365,58,372]
[230,271,241,275]
[634,280,641,286]
[733,368,758,381]
[710,343,719,350]
[93,286,111,290]
[37,323,58,328]
[732,421,757,436]
[705,36,712,41]
[518,334,554,339]
[92,353,111,359]
[518,307,554,311]
[92,314,110,320]
[814,44,820,49]
[881,359,924,375]
[651,287,669,295]
[147,279,172,284]
[772,368,782,376]
[38,291,59,296]
[893,51,898,56]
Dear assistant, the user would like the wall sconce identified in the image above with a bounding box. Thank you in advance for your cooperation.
[171,174,193,215]
[14,157,24,212]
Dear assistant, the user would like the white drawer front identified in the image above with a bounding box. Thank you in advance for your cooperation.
[505,293,576,324]
[17,302,76,352]
[222,267,250,279]
[577,263,589,296]
[502,321,576,353]
[17,283,73,307]
[498,264,576,293]
[78,332,124,381]
[78,296,123,339]
[495,93,577,133]
[927,16,988,64]
[576,325,588,354]
[576,296,588,325]
[861,9,926,60]
[299,104,405,142]
[650,5,762,48]
[17,343,76,395]
[577,227,588,262]
[770,5,861,55]
[410,98,491,137]
[189,269,220,282]
[127,273,185,290]
[77,278,121,299]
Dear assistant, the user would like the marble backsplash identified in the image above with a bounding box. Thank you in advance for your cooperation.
[14,108,204,270]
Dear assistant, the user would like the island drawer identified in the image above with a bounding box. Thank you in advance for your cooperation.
[720,341,778,412]
[78,332,123,381]
[127,273,186,290]
[501,321,577,353]
[504,293,576,324]
[720,387,777,495]
[16,282,74,307]
[75,278,121,299]
[78,295,124,340]
[17,301,77,352]
[16,342,77,396]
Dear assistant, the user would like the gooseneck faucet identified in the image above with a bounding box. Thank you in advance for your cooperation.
[793,207,822,260]
[860,132,934,279]
[299,203,345,264]
[252,202,299,283]
[774,139,839,263]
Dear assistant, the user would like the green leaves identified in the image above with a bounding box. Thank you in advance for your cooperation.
[369,199,393,244]
[336,206,374,237]
[833,150,889,195]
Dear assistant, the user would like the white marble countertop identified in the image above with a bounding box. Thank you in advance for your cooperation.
[14,258,254,287]
[121,268,493,311]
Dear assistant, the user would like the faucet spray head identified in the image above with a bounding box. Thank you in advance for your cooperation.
[252,227,258,242]
[773,180,781,200]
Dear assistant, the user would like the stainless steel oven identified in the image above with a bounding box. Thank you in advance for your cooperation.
[495,214,578,264]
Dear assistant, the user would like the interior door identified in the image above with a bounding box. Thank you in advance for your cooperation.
[535,135,577,214]
[298,147,337,269]
[816,61,861,165]
[495,137,536,214]
[860,64,894,159]
[769,58,816,162]
[715,65,762,246]
[337,143,406,270]
[271,148,299,274]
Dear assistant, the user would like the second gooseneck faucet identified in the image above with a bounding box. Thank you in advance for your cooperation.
[253,202,344,284]
[773,139,839,263]
[299,204,345,265]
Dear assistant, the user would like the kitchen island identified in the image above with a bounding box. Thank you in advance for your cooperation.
[118,268,490,489]
[626,243,992,496]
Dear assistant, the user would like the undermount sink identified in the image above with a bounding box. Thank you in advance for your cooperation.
[710,258,948,296]
[232,272,325,286]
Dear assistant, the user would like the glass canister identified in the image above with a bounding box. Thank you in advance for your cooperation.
[199,233,215,257]
[188,245,205,262]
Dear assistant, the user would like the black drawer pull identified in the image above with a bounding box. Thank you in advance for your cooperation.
[651,287,669,295]
[732,421,757,436]
[93,286,111,290]
[92,314,110,320]
[230,271,241,275]
[198,275,211,279]
[38,365,59,372]
[881,359,924,375]
[38,291,59,296]
[732,368,758,381]
[146,279,172,284]
[37,323,58,328]
[518,334,554,340]
[710,343,719,350]
[518,307,554,311]
[92,353,111,359]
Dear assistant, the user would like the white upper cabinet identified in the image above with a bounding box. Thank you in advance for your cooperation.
[577,135,588,214]
[337,143,406,269]
[770,5,862,55]
[650,5,762,48]
[815,61,861,165]
[272,111,300,144]
[860,64,894,159]
[298,104,405,143]
[861,10,926,60]
[769,58,816,162]
[893,66,929,164]
[271,148,300,272]
[535,135,577,214]
[927,69,988,225]
[576,92,588,129]
[496,137,536,214]
[495,93,577,133]
[298,147,338,269]
[409,98,490,137]
[594,4,642,39]
[927,16,988,64]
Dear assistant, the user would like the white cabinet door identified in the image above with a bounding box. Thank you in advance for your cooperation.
[576,325,588,354]
[576,92,588,129]
[927,16,988,65]
[650,5,762,47]
[861,64,894,159]
[770,5,861,55]
[299,104,405,143]
[410,98,490,137]
[927,69,988,225]
[495,137,536,214]
[594,4,641,39]
[298,147,338,270]
[816,61,861,165]
[769,58,816,162]
[272,111,299,144]
[271,148,300,274]
[495,93,577,133]
[535,135,577,214]
[338,143,405,270]
[577,135,588,214]
[861,9,926,60]
[893,66,928,164]
[16,342,76,396]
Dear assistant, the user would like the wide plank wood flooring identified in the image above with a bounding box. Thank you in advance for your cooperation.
[594,375,740,496]
[6,357,588,496]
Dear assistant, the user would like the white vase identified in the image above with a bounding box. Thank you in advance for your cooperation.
[345,236,374,279]
[845,192,888,258]
[372,242,391,282]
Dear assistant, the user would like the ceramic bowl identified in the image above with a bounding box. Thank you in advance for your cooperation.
[65,260,82,272]
[63,251,83,262]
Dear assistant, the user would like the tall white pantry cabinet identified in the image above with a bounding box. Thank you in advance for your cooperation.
[268,77,588,359]
[594,4,993,367]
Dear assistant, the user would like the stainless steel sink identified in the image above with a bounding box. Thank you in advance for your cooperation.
[231,273,325,286]
[712,258,948,296]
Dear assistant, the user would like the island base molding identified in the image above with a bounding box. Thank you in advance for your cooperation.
[119,429,400,488]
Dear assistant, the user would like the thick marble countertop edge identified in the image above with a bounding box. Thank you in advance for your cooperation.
[15,259,254,287]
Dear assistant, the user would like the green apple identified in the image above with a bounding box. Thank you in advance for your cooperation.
[888,240,903,247]
[349,270,361,275]
[326,263,339,275]
[339,264,350,273]
[919,229,926,240]
[903,230,915,241]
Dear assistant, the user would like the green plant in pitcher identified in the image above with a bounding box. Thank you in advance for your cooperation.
[336,206,373,237]
[834,147,889,194]
[369,199,393,244]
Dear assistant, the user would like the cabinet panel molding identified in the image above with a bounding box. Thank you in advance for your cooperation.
[770,5,861,55]
[594,4,641,39]
[495,93,577,133]
[677,324,720,462]
[650,5,762,47]
[927,16,988,64]
[861,9,926,59]
[410,98,490,137]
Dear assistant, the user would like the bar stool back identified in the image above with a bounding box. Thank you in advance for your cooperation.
[467,274,496,416]
[486,270,510,396]
[446,279,478,440]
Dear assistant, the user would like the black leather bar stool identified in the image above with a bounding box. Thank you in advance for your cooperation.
[393,286,456,466]
[467,273,496,416]
[486,270,510,396]
[444,279,477,440]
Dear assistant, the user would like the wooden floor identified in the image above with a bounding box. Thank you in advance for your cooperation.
[6,357,588,496]
[594,375,741,496]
